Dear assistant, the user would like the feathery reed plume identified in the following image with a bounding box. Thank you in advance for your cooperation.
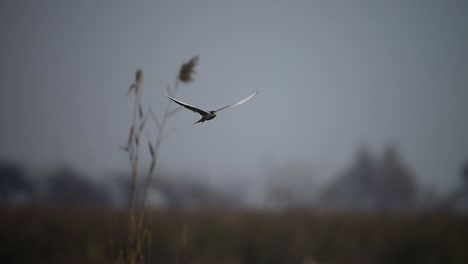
[178,56,198,83]
[136,69,143,82]
[127,69,143,95]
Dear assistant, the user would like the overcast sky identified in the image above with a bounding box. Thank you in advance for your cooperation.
[1,0,467,193]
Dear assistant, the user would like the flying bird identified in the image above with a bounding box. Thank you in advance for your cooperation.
[163,90,259,125]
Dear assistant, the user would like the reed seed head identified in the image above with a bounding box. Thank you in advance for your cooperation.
[178,56,198,83]
[135,69,143,83]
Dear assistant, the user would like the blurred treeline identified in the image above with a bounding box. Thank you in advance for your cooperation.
[1,143,467,213]
[2,144,468,263]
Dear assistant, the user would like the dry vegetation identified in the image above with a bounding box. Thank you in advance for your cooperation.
[1,205,468,264]
[116,57,468,263]
[3,57,466,264]
[121,57,198,263]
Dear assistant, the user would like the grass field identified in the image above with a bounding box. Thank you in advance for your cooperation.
[1,205,467,264]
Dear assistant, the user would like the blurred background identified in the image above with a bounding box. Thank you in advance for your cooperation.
[1,0,468,263]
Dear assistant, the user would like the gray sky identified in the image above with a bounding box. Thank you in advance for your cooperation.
[1,0,467,193]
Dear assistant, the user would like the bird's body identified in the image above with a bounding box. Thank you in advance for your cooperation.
[194,111,217,125]
[163,90,258,125]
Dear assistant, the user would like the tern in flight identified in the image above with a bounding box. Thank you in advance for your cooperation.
[163,90,259,125]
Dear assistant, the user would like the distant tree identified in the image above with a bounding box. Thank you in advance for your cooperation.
[462,161,468,189]
[375,144,417,210]
[265,160,318,209]
[321,145,377,210]
[155,176,236,209]
[114,171,236,209]
[44,167,110,207]
[440,161,468,212]
[321,144,418,211]
[0,161,34,203]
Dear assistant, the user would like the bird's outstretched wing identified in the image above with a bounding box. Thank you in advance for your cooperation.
[215,91,259,112]
[162,91,208,116]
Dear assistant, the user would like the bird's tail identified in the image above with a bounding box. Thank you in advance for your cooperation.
[193,118,204,125]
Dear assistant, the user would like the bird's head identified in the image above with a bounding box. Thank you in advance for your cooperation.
[210,111,217,116]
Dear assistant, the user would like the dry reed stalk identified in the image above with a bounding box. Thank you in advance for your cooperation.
[137,56,199,229]
[124,69,144,263]
[121,56,198,263]
[177,223,189,264]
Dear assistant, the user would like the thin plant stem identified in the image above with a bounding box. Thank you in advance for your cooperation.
[138,78,180,231]
[126,79,142,263]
